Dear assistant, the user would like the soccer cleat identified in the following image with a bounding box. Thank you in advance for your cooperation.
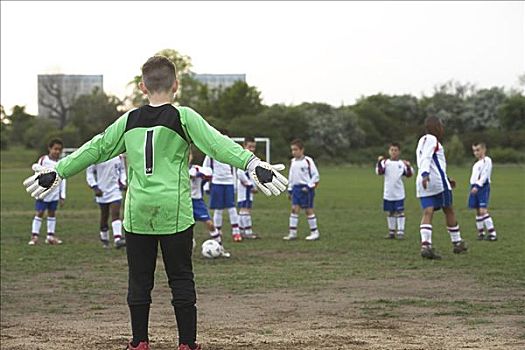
[178,344,202,350]
[384,233,395,239]
[45,236,63,245]
[114,238,127,249]
[420,245,442,260]
[477,234,485,241]
[305,232,320,241]
[101,239,110,249]
[28,235,39,245]
[396,234,405,240]
[484,234,497,242]
[220,246,231,258]
[283,234,297,241]
[232,233,243,242]
[241,232,259,239]
[126,341,150,350]
[452,240,468,254]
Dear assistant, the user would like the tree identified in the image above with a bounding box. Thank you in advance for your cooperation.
[127,48,196,107]
[498,93,525,130]
[38,76,77,129]
[69,87,123,143]
[6,105,36,146]
[214,81,263,121]
[446,134,466,165]
[459,88,507,131]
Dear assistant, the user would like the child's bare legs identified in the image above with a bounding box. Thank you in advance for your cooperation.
[99,204,110,245]
[305,208,320,240]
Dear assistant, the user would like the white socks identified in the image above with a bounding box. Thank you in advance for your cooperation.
[213,210,223,231]
[46,217,56,235]
[387,216,396,235]
[210,229,222,243]
[289,214,298,236]
[112,220,122,241]
[447,225,462,243]
[420,224,432,245]
[476,216,485,235]
[307,215,319,235]
[478,214,496,236]
[397,215,405,235]
[228,207,240,235]
[239,213,253,235]
[32,216,42,235]
[100,230,109,241]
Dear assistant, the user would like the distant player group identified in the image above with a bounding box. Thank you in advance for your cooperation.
[376,116,498,259]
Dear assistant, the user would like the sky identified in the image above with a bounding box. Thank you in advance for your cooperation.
[1,1,524,115]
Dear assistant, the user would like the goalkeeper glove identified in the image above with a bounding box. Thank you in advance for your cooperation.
[246,157,288,196]
[23,164,63,200]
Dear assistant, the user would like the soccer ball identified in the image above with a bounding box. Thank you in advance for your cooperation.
[201,239,221,259]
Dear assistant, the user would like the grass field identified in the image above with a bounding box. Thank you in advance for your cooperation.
[1,147,524,349]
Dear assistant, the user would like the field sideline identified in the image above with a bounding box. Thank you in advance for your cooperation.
[1,148,524,349]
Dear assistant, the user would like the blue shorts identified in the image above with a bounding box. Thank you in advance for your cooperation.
[238,200,253,209]
[468,184,490,209]
[383,199,405,212]
[291,185,315,209]
[98,199,121,207]
[35,200,58,212]
[192,198,211,221]
[209,184,235,209]
[420,190,453,210]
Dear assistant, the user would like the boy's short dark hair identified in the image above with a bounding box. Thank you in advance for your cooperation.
[290,138,304,149]
[141,56,177,94]
[48,138,63,148]
[390,142,401,150]
[472,142,486,148]
[218,128,230,137]
[244,136,255,145]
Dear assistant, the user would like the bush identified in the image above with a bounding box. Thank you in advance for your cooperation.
[489,147,525,163]
[446,134,466,165]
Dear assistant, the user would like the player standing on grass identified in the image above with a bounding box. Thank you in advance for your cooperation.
[189,150,231,257]
[237,137,259,239]
[283,139,321,241]
[469,142,498,241]
[86,155,127,249]
[28,139,66,246]
[376,143,413,240]
[23,55,288,350]
[416,116,468,259]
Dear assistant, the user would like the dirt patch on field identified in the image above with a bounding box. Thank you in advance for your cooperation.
[1,274,524,350]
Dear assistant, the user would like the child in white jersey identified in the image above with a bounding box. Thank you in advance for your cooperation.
[376,143,413,239]
[468,142,497,241]
[283,139,321,241]
[237,137,259,239]
[416,116,468,259]
[189,151,230,257]
[203,130,242,242]
[28,139,66,245]
[86,155,127,249]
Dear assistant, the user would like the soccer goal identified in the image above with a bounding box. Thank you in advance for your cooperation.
[232,137,271,162]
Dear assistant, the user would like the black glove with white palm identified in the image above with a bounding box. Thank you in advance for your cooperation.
[23,164,62,200]
[246,157,288,196]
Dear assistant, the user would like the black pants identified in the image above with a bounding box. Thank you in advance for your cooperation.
[125,226,196,346]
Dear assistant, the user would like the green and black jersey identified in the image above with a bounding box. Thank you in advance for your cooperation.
[56,104,253,234]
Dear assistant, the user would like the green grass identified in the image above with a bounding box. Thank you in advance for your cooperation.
[1,149,525,304]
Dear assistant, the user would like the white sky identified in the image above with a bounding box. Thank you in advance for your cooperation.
[1,1,524,115]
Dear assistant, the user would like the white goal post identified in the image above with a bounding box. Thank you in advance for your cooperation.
[232,137,271,163]
[62,137,271,162]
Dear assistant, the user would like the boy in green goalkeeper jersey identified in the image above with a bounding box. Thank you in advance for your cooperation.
[23,56,288,350]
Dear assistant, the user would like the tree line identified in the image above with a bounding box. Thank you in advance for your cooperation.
[1,49,524,164]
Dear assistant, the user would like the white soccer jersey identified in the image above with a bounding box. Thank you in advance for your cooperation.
[470,156,492,187]
[376,159,413,201]
[287,156,320,190]
[36,155,66,202]
[416,134,451,198]
[203,156,235,185]
[189,165,213,200]
[86,156,127,204]
[237,169,254,202]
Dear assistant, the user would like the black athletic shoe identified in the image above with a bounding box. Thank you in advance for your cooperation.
[384,233,395,239]
[101,239,110,249]
[115,238,126,249]
[421,246,442,260]
[484,234,497,241]
[453,240,468,254]
[477,234,485,241]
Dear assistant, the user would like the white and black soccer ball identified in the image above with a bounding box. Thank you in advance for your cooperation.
[201,239,221,259]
